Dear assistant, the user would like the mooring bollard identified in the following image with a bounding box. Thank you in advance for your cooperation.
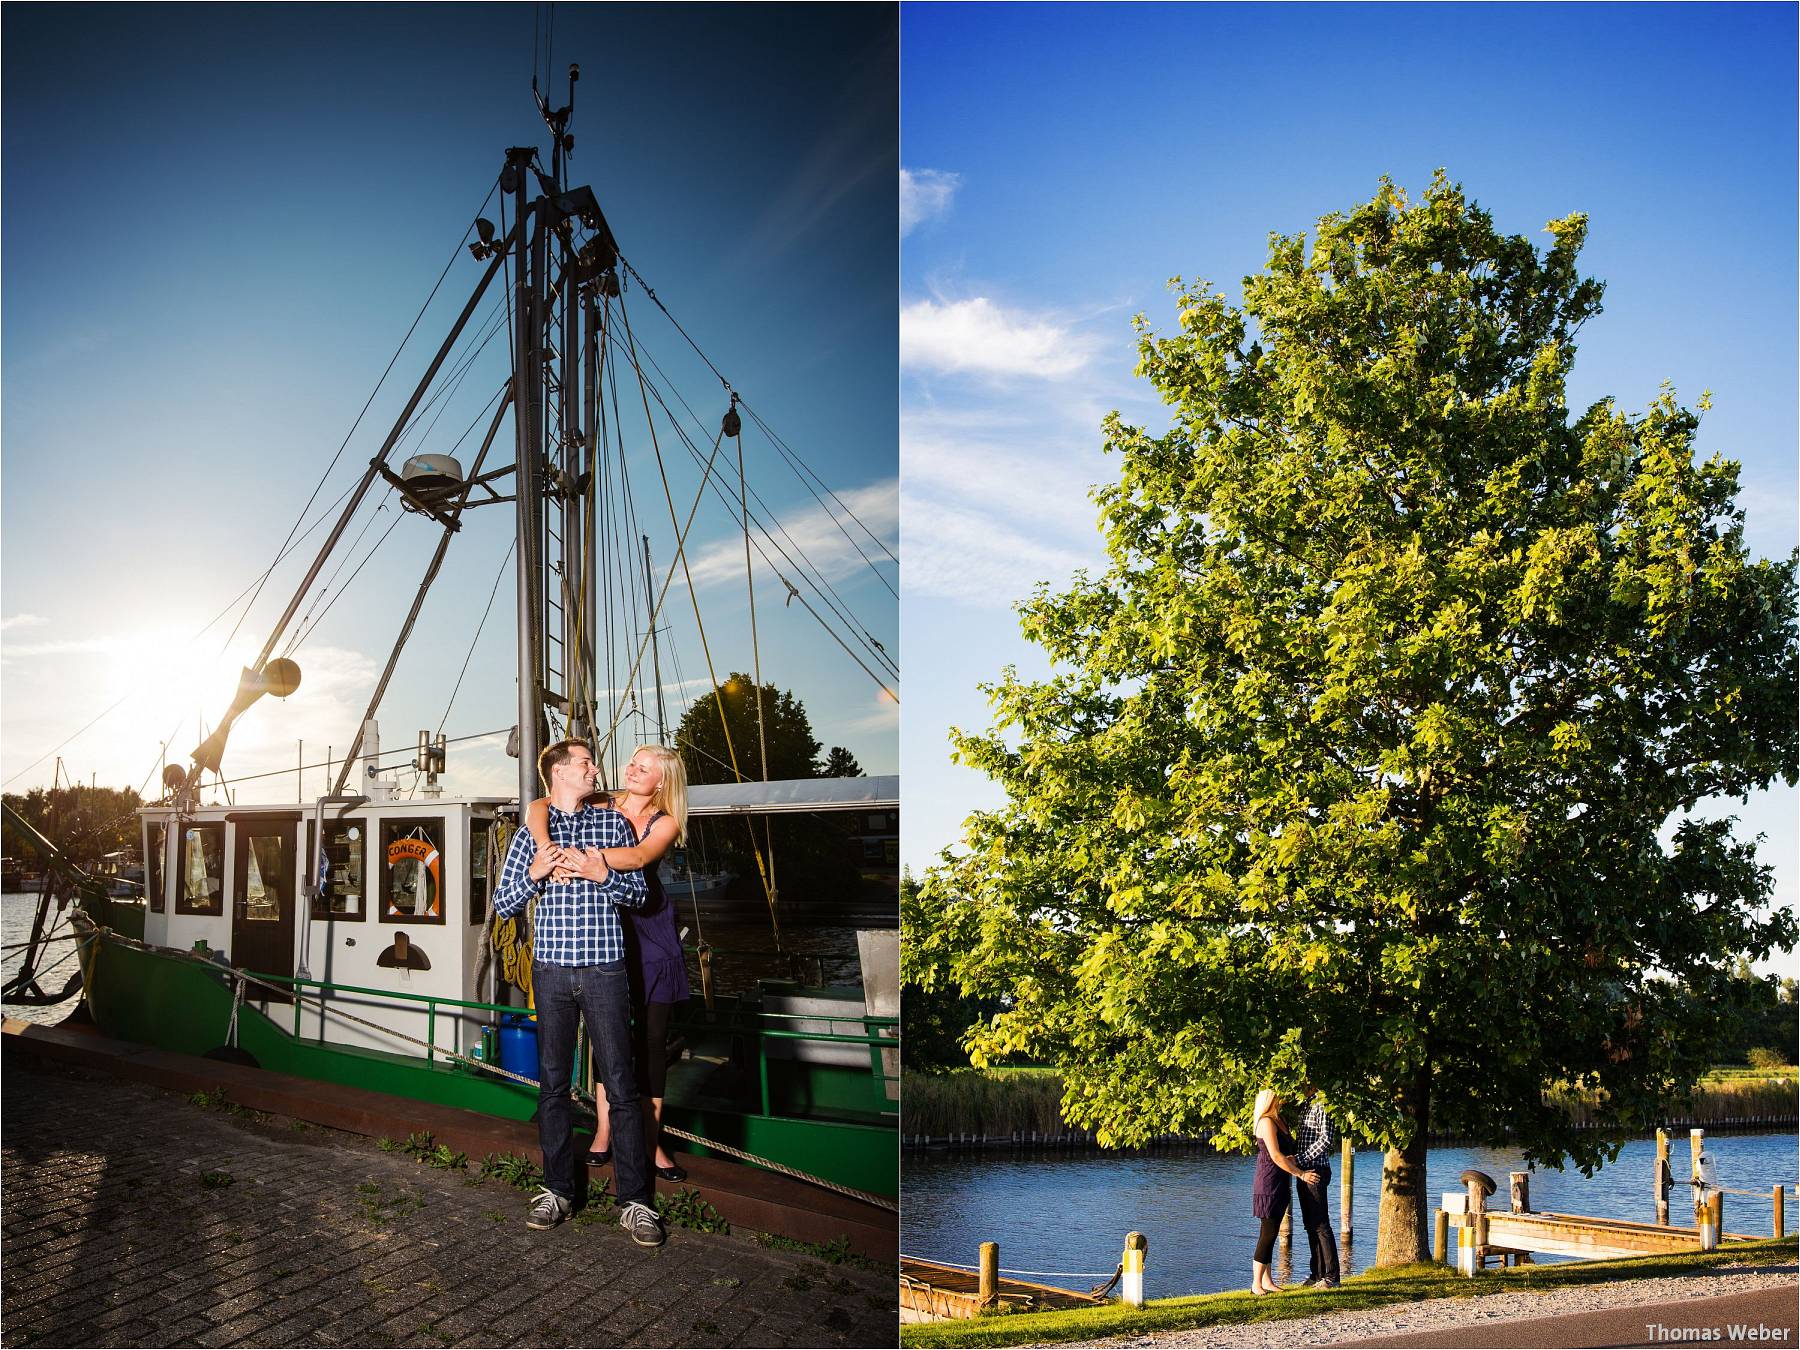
[1691,1129,1718,1250]
[1433,1208,1448,1265]
[978,1242,999,1306]
[1655,1129,1671,1226]
[1510,1171,1530,1214]
[1122,1231,1148,1309]
[1341,1136,1354,1243]
[1775,1185,1786,1239]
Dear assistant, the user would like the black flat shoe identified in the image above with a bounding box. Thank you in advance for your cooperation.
[653,1162,687,1182]
[585,1148,611,1166]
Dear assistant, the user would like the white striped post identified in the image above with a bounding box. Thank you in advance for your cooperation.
[1122,1231,1148,1309]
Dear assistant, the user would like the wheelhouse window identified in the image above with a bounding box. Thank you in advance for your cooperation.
[381,818,446,924]
[177,823,224,915]
[307,819,366,919]
[469,818,497,926]
[144,820,167,913]
[241,830,291,924]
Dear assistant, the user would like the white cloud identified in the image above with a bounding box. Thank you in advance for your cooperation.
[901,168,961,236]
[1,614,48,632]
[901,490,1096,610]
[903,428,1103,541]
[901,297,1092,379]
[683,478,897,591]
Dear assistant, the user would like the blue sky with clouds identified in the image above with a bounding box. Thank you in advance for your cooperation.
[2,3,897,801]
[899,2,1797,964]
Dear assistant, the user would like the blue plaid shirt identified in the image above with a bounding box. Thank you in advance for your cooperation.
[492,803,646,966]
[1295,1099,1335,1170]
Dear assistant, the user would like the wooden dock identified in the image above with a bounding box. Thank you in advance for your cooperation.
[900,1257,1109,1323]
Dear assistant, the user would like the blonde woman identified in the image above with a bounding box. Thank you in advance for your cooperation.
[1251,1089,1321,1294]
[527,744,693,1180]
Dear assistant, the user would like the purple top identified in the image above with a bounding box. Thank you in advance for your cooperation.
[1252,1118,1295,1218]
[622,810,691,1006]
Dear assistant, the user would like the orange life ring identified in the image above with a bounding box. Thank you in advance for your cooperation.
[386,836,441,916]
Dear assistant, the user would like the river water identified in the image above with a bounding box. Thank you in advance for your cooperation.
[903,1133,1799,1298]
[0,890,83,1027]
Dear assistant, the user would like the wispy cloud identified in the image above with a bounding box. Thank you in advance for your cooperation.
[1,614,48,632]
[901,297,1092,379]
[901,492,1096,610]
[684,478,897,590]
[901,168,961,236]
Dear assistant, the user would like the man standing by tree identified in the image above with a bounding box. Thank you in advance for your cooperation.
[1293,1088,1338,1289]
[492,739,663,1246]
[906,173,1797,1265]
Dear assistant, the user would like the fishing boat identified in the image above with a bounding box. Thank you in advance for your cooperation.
[18,64,898,1217]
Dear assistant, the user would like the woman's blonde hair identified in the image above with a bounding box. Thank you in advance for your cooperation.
[1253,1089,1281,1126]
[630,744,688,844]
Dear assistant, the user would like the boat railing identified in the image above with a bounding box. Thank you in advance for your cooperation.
[240,970,899,1107]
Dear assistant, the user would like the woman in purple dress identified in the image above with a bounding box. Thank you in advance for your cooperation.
[526,744,693,1180]
[1251,1089,1321,1294]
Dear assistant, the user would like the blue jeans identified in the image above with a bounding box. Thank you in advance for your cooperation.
[532,960,650,1208]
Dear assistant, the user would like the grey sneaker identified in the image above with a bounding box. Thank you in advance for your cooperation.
[525,1188,571,1230]
[620,1199,666,1247]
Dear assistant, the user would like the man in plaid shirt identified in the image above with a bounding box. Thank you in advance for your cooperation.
[1293,1087,1339,1288]
[493,738,663,1246]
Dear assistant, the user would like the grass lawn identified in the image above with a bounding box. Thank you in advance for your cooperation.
[899,1237,1797,1348]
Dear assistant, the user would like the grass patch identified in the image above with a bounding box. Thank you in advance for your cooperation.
[198,1170,234,1190]
[898,1238,1797,1348]
[355,1179,425,1227]
[752,1230,887,1272]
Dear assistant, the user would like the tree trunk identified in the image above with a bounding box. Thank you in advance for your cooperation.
[1375,1066,1432,1265]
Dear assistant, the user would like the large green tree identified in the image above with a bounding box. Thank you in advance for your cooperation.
[905,175,1798,1265]
[3,785,143,871]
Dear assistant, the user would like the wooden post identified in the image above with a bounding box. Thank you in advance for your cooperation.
[1655,1129,1671,1226]
[1433,1208,1448,1264]
[978,1242,999,1306]
[1340,1136,1354,1243]
[1510,1171,1530,1214]
[1774,1185,1785,1239]
[1463,1178,1488,1276]
[1691,1129,1717,1250]
[1122,1231,1148,1309]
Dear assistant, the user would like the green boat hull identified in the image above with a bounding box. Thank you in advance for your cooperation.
[80,924,896,1201]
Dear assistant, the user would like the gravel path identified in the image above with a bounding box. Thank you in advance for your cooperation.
[1065,1259,1798,1348]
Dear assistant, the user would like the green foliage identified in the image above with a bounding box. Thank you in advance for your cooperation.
[2,784,142,870]
[198,1170,233,1189]
[909,175,1797,1219]
[901,1069,1067,1137]
[1747,1047,1792,1070]
[478,1151,544,1191]
[377,1136,405,1153]
[1717,962,1797,1064]
[824,746,866,777]
[901,874,1008,1070]
[657,1187,731,1233]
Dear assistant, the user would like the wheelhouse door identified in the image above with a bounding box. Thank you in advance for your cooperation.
[230,814,299,1004]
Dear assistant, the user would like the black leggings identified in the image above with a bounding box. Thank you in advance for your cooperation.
[1254,1215,1284,1264]
[632,999,675,1099]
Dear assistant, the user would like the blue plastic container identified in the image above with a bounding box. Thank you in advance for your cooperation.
[497,1013,539,1079]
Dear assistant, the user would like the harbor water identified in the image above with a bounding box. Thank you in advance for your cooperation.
[902,1132,1799,1299]
[1,890,82,1026]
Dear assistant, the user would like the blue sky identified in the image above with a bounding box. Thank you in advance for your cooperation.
[900,3,1797,965]
[2,3,897,802]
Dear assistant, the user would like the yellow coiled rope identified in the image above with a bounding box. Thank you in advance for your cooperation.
[486,818,534,1009]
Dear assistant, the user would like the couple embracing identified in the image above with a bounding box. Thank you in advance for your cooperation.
[1250,1086,1340,1294]
[491,737,693,1247]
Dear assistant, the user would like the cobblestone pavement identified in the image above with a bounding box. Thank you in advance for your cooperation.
[1,1055,898,1348]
